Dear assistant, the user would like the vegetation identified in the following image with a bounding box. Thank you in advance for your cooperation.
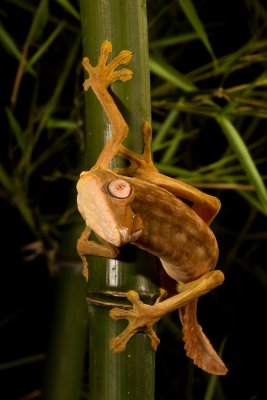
[0,0,266,399]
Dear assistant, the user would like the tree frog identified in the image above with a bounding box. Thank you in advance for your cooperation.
[77,41,227,375]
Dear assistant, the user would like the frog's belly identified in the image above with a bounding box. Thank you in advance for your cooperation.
[132,185,218,283]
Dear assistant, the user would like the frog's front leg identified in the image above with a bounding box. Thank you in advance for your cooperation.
[114,121,221,224]
[113,121,156,177]
[82,41,133,170]
[77,225,119,280]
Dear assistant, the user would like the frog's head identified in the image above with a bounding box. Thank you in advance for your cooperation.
[77,169,143,246]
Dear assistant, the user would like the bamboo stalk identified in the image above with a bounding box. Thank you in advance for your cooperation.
[43,264,87,400]
[79,1,159,399]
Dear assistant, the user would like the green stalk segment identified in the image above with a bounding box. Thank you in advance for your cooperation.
[43,266,87,400]
[79,1,159,399]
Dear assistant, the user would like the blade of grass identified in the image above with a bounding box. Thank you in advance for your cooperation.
[25,0,49,43]
[55,0,80,20]
[0,165,13,193]
[14,193,37,233]
[11,0,49,105]
[0,354,45,371]
[29,129,74,173]
[178,0,216,61]
[22,37,80,171]
[161,128,183,164]
[0,22,36,75]
[217,115,267,214]
[0,21,21,59]
[4,0,79,34]
[0,169,35,233]
[153,109,179,148]
[148,2,173,30]
[150,55,196,92]
[238,190,266,214]
[150,32,199,48]
[27,21,65,68]
[5,107,27,153]
[46,119,81,129]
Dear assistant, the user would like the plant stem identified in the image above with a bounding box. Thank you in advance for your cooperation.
[43,265,87,400]
[79,1,159,399]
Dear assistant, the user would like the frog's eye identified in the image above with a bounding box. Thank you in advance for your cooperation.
[107,179,132,199]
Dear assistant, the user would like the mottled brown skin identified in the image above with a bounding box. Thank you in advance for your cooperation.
[77,41,228,375]
[129,177,218,282]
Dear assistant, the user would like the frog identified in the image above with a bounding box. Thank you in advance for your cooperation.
[77,41,227,375]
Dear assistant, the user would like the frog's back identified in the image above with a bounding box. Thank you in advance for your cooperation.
[129,177,218,283]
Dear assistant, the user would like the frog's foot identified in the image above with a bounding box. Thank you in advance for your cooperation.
[82,40,133,91]
[109,289,167,352]
[113,121,157,177]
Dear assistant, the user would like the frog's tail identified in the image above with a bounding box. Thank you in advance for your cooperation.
[179,300,228,375]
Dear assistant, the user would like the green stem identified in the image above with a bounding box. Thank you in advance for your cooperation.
[43,265,87,400]
[79,1,159,399]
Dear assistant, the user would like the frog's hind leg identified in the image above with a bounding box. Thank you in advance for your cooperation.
[109,270,227,375]
[109,288,167,353]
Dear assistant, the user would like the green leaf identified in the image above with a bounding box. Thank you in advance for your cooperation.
[0,166,35,230]
[178,0,215,60]
[153,109,179,148]
[217,116,267,214]
[161,128,183,164]
[150,32,199,48]
[0,21,21,59]
[26,0,49,43]
[15,194,36,232]
[5,107,27,153]
[28,21,65,68]
[150,55,196,92]
[0,165,13,193]
[0,21,36,73]
[0,354,45,371]
[55,0,80,20]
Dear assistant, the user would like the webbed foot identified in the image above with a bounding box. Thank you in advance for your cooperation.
[82,40,133,90]
[109,289,167,352]
[112,121,157,177]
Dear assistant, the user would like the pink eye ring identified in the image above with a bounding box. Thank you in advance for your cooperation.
[107,179,132,199]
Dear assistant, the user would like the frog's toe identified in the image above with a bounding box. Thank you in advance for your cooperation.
[82,41,133,89]
[109,290,161,352]
[108,68,133,84]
